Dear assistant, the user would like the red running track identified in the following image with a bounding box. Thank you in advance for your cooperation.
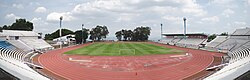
[38,42,224,80]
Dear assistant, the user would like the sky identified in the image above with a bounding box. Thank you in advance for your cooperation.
[0,0,249,40]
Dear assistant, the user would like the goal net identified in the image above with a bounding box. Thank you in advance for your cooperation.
[119,49,136,55]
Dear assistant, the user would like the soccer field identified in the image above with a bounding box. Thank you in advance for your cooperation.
[64,42,183,56]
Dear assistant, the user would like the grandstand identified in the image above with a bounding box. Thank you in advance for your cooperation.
[204,28,250,79]
[0,30,53,52]
[160,33,207,49]
[205,36,227,51]
[0,30,53,80]
[0,40,49,80]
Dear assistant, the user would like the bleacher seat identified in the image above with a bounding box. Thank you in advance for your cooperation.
[206,36,227,48]
[20,39,53,51]
[0,41,49,80]
[176,38,206,49]
[7,40,33,52]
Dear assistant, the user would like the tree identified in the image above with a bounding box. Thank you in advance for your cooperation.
[122,29,128,41]
[89,25,109,41]
[115,31,122,41]
[45,29,74,40]
[127,30,133,41]
[9,19,34,31]
[132,26,151,41]
[115,26,151,41]
[0,19,33,31]
[220,32,228,36]
[75,28,89,44]
[207,34,217,42]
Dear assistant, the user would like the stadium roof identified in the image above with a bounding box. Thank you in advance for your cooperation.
[1,30,39,37]
[162,33,207,36]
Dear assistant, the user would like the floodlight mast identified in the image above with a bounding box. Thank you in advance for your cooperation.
[183,17,187,38]
[59,16,63,48]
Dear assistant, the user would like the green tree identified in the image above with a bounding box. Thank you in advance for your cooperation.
[220,32,228,36]
[207,34,217,42]
[115,31,122,41]
[89,25,109,41]
[132,26,151,41]
[9,19,33,31]
[45,29,74,40]
[127,30,133,41]
[75,28,89,44]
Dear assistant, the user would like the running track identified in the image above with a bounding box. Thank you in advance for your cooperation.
[38,42,224,80]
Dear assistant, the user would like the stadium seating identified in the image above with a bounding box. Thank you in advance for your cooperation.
[20,39,53,51]
[205,36,227,49]
[159,38,174,44]
[231,28,250,35]
[176,38,206,49]
[169,38,182,45]
[0,41,15,49]
[7,40,33,52]
[215,38,250,53]
[0,41,49,80]
[205,44,250,80]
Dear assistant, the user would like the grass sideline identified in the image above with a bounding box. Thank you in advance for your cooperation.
[64,42,184,56]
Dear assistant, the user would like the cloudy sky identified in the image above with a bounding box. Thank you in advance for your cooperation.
[0,0,249,40]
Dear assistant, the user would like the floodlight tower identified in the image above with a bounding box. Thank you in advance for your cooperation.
[183,17,187,37]
[59,16,63,48]
[160,23,163,40]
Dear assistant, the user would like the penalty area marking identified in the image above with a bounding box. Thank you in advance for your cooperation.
[119,49,136,55]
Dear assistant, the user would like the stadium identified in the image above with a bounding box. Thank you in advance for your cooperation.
[0,0,250,80]
[0,26,250,80]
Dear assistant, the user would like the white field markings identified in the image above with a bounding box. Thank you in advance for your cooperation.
[68,57,92,62]
[102,58,110,69]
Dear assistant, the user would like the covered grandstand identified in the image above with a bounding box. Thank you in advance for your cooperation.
[0,30,53,80]
[160,33,207,49]
[0,30,53,52]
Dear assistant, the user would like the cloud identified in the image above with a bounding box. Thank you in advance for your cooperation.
[211,0,233,5]
[209,0,237,8]
[12,3,24,9]
[116,13,139,22]
[72,0,131,14]
[149,6,178,15]
[180,0,206,16]
[222,9,234,17]
[162,16,181,22]
[5,13,20,20]
[248,0,250,5]
[46,12,75,22]
[201,16,220,22]
[31,17,51,33]
[35,7,47,13]
[234,21,246,26]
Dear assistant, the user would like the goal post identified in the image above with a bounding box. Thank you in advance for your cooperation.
[119,49,136,55]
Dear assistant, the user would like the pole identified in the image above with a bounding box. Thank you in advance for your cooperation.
[59,16,63,48]
[160,23,163,40]
[183,17,187,38]
[82,24,84,44]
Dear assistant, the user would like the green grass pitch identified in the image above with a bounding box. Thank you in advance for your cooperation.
[64,42,184,56]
